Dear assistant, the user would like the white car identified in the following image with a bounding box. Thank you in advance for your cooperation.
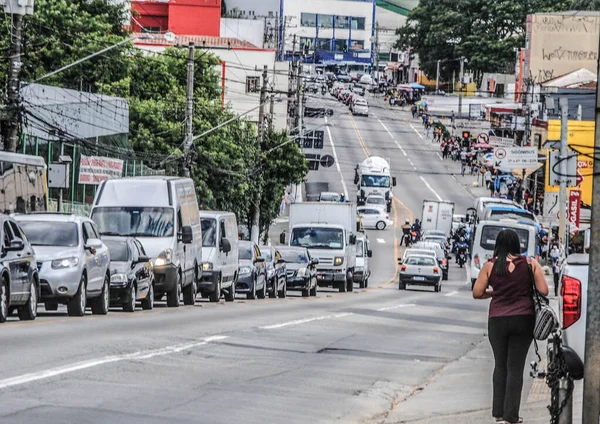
[400,248,437,263]
[359,74,374,85]
[399,255,442,292]
[352,99,369,116]
[319,192,341,202]
[357,207,393,230]
[365,194,386,210]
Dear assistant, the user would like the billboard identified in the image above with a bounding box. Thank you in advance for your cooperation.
[78,155,124,185]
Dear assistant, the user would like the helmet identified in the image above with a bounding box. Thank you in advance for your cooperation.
[405,219,410,225]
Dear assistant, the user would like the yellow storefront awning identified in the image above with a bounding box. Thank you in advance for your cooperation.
[511,162,544,179]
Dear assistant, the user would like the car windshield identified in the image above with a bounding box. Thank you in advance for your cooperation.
[367,197,385,205]
[356,240,364,257]
[291,227,344,249]
[104,239,130,262]
[239,245,253,260]
[280,250,308,264]
[480,226,530,253]
[406,256,436,266]
[201,218,217,247]
[361,175,390,188]
[320,194,340,202]
[91,207,174,237]
[19,221,79,247]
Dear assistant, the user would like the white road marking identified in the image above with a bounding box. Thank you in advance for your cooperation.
[260,312,354,329]
[419,176,443,201]
[436,153,443,161]
[377,238,386,244]
[444,291,459,297]
[409,123,424,139]
[465,262,473,285]
[325,116,349,199]
[377,118,407,156]
[0,335,228,390]
[376,304,417,312]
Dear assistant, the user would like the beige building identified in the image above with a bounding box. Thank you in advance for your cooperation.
[525,11,600,84]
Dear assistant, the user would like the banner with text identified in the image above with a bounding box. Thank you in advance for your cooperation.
[78,155,124,185]
[488,136,514,147]
[568,189,581,232]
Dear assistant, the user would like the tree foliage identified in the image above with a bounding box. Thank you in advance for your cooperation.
[570,0,600,9]
[395,0,572,84]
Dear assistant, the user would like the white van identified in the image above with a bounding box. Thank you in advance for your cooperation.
[472,197,520,221]
[354,233,372,288]
[199,211,239,302]
[470,220,538,289]
[91,177,202,307]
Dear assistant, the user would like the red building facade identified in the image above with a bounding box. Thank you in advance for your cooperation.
[131,0,221,36]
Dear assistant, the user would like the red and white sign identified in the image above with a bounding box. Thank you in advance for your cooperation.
[568,189,581,231]
[488,135,514,147]
[78,155,124,185]
[576,170,584,186]
[477,133,489,143]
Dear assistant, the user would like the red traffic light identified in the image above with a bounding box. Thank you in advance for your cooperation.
[462,131,470,139]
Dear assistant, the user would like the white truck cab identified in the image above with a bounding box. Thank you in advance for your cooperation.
[354,156,396,213]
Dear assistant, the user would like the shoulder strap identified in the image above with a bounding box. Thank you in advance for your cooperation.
[528,262,542,307]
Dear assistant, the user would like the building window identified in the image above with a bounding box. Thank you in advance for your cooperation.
[336,16,349,29]
[334,39,348,52]
[351,17,365,30]
[142,26,162,34]
[316,38,332,51]
[301,13,316,27]
[246,76,260,93]
[351,40,364,50]
[318,14,333,29]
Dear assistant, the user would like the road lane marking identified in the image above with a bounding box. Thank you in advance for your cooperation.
[348,114,370,157]
[376,304,417,312]
[0,335,228,390]
[260,313,354,329]
[377,238,386,244]
[465,262,472,285]
[377,118,407,156]
[407,158,414,165]
[436,153,443,161]
[419,176,443,201]
[409,123,424,139]
[444,291,459,297]
[325,116,349,199]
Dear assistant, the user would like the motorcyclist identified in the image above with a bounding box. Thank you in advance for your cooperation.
[456,237,468,265]
[411,219,421,234]
[339,193,346,203]
[401,219,412,246]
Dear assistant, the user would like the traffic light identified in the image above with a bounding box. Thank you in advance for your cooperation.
[343,45,348,53]
[462,131,470,139]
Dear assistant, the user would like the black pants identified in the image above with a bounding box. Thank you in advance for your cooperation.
[488,315,534,423]
[554,273,560,296]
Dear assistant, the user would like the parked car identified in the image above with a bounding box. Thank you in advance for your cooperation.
[199,212,239,302]
[364,194,386,211]
[0,215,39,322]
[357,207,393,230]
[103,237,154,312]
[399,255,442,292]
[354,233,372,288]
[412,241,448,280]
[15,213,111,317]
[261,246,287,298]
[91,177,202,308]
[236,241,267,299]
[278,246,318,297]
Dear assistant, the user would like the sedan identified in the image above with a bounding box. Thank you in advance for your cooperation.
[364,195,387,211]
[399,255,442,292]
[236,241,267,299]
[261,246,287,298]
[412,242,448,280]
[357,207,393,230]
[278,246,318,297]
[104,237,154,312]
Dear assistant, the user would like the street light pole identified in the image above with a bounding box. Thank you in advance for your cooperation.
[558,98,568,250]
[435,60,440,93]
[458,56,465,118]
[183,42,195,178]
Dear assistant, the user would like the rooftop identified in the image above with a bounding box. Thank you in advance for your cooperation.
[135,34,259,49]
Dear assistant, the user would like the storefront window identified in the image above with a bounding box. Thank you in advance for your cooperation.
[301,13,316,27]
[316,38,332,51]
[351,40,364,50]
[334,39,348,52]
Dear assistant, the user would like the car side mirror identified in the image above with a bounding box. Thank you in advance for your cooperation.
[349,234,357,245]
[6,239,24,251]
[279,232,286,245]
[220,238,231,253]
[367,250,373,258]
[137,255,150,263]
[180,225,193,244]
[84,238,103,251]
[255,256,265,263]
[392,177,397,187]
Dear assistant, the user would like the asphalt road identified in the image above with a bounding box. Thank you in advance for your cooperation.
[0,94,494,424]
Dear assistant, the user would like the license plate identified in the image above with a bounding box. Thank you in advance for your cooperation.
[413,276,425,281]
[317,274,324,279]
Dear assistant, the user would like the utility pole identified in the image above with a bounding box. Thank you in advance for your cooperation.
[3,13,23,152]
[558,97,568,250]
[374,22,380,80]
[183,42,195,178]
[458,56,465,119]
[250,65,269,244]
[582,77,600,424]
[269,62,275,130]
[435,60,440,93]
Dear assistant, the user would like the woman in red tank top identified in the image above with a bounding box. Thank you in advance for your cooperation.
[473,229,549,424]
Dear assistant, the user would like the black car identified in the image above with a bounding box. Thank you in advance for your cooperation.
[0,216,39,322]
[261,246,287,298]
[104,237,154,312]
[236,241,267,300]
[278,246,318,297]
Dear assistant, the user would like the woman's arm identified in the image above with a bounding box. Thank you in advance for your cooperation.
[473,262,493,299]
[531,259,550,296]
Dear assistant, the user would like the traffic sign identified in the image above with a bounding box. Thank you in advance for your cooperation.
[320,154,334,168]
[477,133,489,143]
[493,147,537,170]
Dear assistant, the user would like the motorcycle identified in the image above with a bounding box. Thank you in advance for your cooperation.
[410,231,420,245]
[458,250,467,268]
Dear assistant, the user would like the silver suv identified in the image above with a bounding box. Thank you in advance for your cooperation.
[14,213,111,317]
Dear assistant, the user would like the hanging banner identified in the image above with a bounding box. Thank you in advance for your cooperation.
[568,189,582,231]
[78,155,124,185]
[488,136,514,147]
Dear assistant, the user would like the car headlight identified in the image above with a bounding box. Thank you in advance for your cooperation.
[202,262,213,271]
[334,257,344,266]
[239,266,252,275]
[296,267,308,277]
[51,257,79,269]
[154,249,173,267]
[110,273,128,285]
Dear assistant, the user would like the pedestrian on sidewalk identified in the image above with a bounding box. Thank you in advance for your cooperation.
[460,160,466,176]
[426,122,432,139]
[473,229,549,424]
[550,245,560,296]
[484,169,492,189]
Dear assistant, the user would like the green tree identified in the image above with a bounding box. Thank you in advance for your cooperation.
[570,0,600,9]
[396,0,571,85]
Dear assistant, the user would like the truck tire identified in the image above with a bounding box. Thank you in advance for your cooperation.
[339,281,347,293]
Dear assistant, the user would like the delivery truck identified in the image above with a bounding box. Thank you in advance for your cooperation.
[354,156,396,212]
[422,200,455,235]
[280,202,358,292]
